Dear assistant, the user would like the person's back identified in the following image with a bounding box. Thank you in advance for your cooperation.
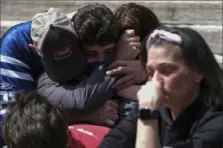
[0,21,43,113]
[0,22,43,145]
[0,21,43,91]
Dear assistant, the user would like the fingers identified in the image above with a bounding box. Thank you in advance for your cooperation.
[123,29,136,37]
[105,100,119,109]
[126,36,140,43]
[108,60,139,70]
[132,47,141,59]
[103,100,119,127]
[107,107,118,115]
[151,78,164,98]
[106,66,122,76]
[103,111,118,127]
[107,60,128,70]
[112,75,132,89]
[137,81,167,111]
[130,42,141,49]
[28,44,37,52]
[104,119,115,127]
[106,66,132,76]
[110,114,119,121]
[122,30,140,47]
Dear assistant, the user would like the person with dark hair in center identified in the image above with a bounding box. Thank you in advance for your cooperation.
[114,2,160,41]
[35,3,141,127]
[105,3,161,120]
[99,26,223,148]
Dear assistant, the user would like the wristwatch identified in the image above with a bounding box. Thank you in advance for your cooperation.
[138,108,159,120]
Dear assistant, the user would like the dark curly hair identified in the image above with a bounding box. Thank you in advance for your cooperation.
[2,91,68,148]
[72,3,122,46]
[114,3,161,41]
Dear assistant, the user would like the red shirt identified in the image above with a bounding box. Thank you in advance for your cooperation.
[68,124,110,148]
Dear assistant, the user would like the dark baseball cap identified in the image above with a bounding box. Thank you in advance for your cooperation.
[31,8,87,83]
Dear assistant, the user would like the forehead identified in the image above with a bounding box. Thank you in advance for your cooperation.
[84,43,115,52]
[147,44,184,66]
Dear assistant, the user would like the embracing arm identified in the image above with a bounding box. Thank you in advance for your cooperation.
[37,66,116,116]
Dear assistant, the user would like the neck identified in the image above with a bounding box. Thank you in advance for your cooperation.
[170,86,200,120]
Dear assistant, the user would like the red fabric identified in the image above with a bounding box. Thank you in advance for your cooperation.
[68,124,110,148]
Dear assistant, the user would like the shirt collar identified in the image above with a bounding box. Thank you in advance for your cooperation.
[159,97,204,127]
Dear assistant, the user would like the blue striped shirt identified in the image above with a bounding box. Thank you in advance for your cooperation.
[0,21,43,123]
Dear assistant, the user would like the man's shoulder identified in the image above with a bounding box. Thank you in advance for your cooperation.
[1,21,32,51]
[1,21,32,40]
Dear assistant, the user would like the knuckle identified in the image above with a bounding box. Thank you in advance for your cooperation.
[136,36,140,41]
[118,66,123,71]
[129,42,134,46]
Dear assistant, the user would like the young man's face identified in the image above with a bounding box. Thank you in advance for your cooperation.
[83,43,115,63]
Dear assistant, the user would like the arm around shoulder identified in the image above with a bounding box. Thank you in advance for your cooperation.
[36,66,116,115]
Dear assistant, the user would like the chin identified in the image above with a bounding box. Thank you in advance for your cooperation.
[162,95,171,108]
[162,102,170,108]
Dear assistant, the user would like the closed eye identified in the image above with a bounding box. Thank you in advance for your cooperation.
[86,51,97,57]
[104,48,114,55]
[159,66,177,76]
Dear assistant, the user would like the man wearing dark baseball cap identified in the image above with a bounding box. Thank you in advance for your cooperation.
[35,4,141,127]
[31,8,87,83]
[36,4,122,126]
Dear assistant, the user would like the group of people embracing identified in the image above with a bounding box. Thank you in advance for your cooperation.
[0,2,222,148]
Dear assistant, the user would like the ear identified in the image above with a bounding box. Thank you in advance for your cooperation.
[28,44,38,53]
[194,71,204,83]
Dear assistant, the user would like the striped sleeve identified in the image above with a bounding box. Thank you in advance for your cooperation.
[0,49,35,91]
[0,22,36,91]
[0,22,36,123]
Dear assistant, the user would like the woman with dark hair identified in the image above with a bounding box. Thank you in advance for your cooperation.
[114,2,161,41]
[99,26,223,148]
[106,3,161,121]
[112,3,161,60]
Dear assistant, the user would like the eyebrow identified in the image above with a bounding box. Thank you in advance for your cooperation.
[159,63,177,66]
[147,62,178,67]
[104,47,114,51]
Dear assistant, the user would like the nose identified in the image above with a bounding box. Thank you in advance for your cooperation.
[152,70,163,82]
[98,53,105,62]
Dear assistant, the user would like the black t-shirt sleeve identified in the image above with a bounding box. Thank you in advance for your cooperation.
[172,106,223,148]
[36,66,116,114]
[99,106,138,148]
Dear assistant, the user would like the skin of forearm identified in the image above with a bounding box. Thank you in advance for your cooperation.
[135,119,160,148]
[68,113,95,125]
[116,85,142,100]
